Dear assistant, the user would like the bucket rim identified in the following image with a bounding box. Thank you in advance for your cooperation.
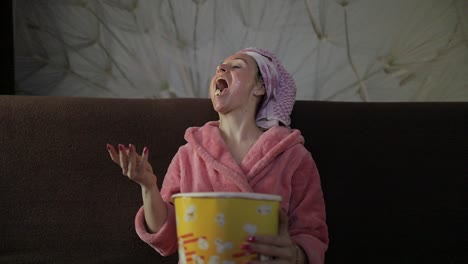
[171,192,282,202]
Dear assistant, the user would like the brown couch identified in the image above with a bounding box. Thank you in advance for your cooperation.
[1,95,466,263]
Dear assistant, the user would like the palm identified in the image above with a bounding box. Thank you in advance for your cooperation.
[107,144,157,188]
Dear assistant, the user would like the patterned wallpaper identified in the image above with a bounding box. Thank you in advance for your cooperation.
[14,0,468,101]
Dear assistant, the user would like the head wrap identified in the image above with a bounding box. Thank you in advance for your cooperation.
[239,47,296,129]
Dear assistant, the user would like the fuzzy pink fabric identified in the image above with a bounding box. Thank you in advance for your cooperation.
[135,121,329,263]
[239,47,297,130]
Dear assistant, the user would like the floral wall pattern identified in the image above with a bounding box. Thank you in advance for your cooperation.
[14,0,468,101]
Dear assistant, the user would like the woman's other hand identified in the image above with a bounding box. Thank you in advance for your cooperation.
[107,144,157,189]
[241,209,306,264]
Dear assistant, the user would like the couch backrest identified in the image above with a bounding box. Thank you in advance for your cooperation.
[1,96,466,263]
[292,100,467,263]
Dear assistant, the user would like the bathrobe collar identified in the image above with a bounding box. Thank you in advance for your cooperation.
[184,121,305,191]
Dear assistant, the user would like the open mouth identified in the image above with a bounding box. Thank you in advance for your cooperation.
[215,78,228,96]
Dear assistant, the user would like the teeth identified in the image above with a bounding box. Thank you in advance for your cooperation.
[215,89,221,96]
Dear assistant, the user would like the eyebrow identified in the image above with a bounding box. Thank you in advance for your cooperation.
[223,57,248,64]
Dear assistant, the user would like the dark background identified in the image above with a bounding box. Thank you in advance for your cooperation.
[2,0,14,95]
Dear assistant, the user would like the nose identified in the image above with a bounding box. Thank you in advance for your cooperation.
[216,63,227,73]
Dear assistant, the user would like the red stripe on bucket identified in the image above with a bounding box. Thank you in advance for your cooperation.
[180,233,194,238]
[183,238,198,244]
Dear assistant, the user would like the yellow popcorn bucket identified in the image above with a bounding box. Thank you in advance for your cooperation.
[172,192,282,264]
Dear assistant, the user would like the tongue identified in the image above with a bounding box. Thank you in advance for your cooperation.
[217,79,228,91]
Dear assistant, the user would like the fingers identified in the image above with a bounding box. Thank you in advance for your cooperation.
[247,258,290,264]
[248,209,289,247]
[118,144,129,174]
[106,143,147,174]
[244,235,291,256]
[243,241,292,260]
[248,234,290,247]
[242,208,293,262]
[106,144,120,164]
[127,144,137,177]
[141,146,149,163]
[107,144,156,189]
[128,145,149,177]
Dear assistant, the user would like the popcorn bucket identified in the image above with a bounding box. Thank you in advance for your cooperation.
[172,192,282,264]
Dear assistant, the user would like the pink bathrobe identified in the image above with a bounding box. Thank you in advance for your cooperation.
[135,121,329,263]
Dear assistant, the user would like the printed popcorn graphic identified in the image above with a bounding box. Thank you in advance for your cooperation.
[215,213,225,227]
[207,255,220,264]
[198,237,210,250]
[257,204,273,215]
[178,233,210,262]
[214,238,234,254]
[173,193,280,264]
[185,205,197,221]
[243,224,257,236]
[178,238,187,264]
[193,255,205,264]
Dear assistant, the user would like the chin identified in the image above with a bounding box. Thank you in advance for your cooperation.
[211,101,228,114]
[212,105,226,114]
[210,98,222,112]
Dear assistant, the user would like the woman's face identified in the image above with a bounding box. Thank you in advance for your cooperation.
[210,52,264,114]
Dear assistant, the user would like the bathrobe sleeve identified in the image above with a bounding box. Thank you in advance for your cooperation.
[288,150,329,264]
[134,148,184,256]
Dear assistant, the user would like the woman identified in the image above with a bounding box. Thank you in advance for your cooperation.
[107,47,329,263]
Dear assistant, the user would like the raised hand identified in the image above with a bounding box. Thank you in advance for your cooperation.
[106,144,157,189]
